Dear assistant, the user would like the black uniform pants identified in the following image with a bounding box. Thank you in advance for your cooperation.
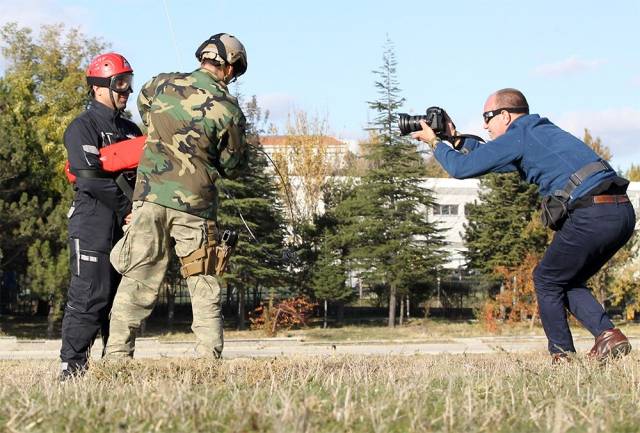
[60,237,121,370]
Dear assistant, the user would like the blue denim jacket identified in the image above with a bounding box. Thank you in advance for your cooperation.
[433,114,618,202]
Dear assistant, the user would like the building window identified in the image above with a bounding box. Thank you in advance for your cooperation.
[433,204,459,216]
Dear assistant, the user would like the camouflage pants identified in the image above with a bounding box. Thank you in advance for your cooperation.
[105,201,223,359]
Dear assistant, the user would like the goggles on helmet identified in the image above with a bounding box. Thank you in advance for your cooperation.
[110,73,133,94]
[87,73,133,94]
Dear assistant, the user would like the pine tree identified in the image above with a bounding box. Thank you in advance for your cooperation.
[0,23,106,333]
[463,172,547,277]
[309,178,359,325]
[335,37,447,327]
[216,95,287,329]
[311,235,349,327]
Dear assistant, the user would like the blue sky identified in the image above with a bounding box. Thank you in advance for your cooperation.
[1,0,639,169]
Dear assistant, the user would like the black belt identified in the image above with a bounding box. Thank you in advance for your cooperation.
[572,194,630,209]
[73,169,113,179]
[73,169,134,201]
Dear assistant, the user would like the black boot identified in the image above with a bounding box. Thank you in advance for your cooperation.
[59,361,87,382]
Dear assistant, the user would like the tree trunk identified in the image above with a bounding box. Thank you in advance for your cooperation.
[336,301,345,326]
[388,284,397,328]
[225,281,232,312]
[46,295,61,339]
[167,286,175,332]
[406,296,410,319]
[253,286,259,311]
[399,295,405,326]
[237,286,246,330]
[323,299,328,329]
[499,282,506,320]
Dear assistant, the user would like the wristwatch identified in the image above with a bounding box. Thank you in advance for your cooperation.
[427,136,440,149]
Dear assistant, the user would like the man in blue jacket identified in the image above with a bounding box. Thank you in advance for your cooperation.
[412,88,635,363]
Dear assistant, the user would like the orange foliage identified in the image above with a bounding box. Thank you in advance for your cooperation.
[249,296,318,336]
[482,253,541,332]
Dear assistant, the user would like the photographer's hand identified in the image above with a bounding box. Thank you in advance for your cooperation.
[411,120,440,149]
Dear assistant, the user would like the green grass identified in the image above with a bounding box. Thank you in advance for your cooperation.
[1,353,638,432]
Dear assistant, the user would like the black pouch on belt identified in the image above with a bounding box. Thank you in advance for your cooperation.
[540,194,569,231]
[541,159,615,231]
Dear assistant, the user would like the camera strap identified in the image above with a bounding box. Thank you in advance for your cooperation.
[456,133,485,143]
[442,133,485,150]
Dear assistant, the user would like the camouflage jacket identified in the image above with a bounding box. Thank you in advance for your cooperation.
[133,68,248,220]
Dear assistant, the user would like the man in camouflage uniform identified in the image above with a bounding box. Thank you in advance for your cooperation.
[105,33,249,359]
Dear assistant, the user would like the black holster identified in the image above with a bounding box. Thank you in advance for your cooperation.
[541,194,569,231]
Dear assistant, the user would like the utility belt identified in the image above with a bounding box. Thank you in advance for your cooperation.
[73,169,136,201]
[179,220,238,278]
[541,160,628,230]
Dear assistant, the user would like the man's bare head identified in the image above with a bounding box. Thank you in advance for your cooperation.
[493,88,529,111]
[482,88,530,139]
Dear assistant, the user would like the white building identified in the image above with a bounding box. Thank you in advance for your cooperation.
[422,178,480,270]
[259,135,349,172]
[425,178,640,270]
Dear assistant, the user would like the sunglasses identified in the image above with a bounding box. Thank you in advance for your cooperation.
[483,107,529,124]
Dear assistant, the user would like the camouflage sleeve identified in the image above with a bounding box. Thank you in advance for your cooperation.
[137,73,178,127]
[216,110,249,179]
[137,76,159,128]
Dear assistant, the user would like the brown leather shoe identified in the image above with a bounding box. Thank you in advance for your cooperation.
[589,328,632,362]
[551,353,572,365]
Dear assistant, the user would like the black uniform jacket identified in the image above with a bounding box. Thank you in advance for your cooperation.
[64,100,142,253]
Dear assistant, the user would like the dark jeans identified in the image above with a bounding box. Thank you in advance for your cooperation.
[533,201,635,354]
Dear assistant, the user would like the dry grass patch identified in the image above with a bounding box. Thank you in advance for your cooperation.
[1,352,639,432]
[158,320,640,343]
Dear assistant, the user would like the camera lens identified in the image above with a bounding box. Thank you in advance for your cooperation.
[398,113,429,136]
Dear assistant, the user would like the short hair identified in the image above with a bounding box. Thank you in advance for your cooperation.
[494,88,529,113]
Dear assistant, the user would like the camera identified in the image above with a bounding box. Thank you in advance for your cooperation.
[398,106,447,136]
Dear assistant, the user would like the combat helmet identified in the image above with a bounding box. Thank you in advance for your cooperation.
[195,33,247,78]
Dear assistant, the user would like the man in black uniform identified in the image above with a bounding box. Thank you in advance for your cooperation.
[60,52,142,379]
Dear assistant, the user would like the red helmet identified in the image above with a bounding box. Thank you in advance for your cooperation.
[86,52,134,93]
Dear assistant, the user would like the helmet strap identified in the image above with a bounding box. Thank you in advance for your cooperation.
[195,33,227,62]
[109,91,119,114]
[225,70,237,84]
[211,35,227,62]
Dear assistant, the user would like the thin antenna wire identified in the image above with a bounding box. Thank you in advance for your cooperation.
[216,177,259,243]
[250,144,299,229]
[216,144,301,245]
[162,0,183,69]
